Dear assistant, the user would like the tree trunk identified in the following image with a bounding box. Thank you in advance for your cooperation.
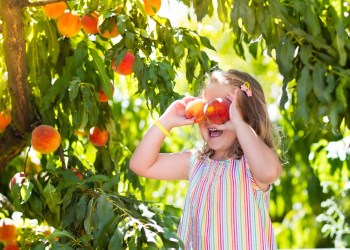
[0,0,38,169]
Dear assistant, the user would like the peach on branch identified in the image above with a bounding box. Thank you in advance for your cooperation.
[204,98,230,124]
[81,11,99,34]
[98,83,115,102]
[144,0,161,16]
[0,218,17,244]
[98,18,119,38]
[89,127,109,147]
[111,51,135,75]
[4,242,20,250]
[0,110,11,133]
[42,2,67,19]
[9,172,25,190]
[31,125,61,154]
[57,12,81,37]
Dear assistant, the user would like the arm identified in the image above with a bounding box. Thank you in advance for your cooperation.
[129,98,195,180]
[216,90,282,190]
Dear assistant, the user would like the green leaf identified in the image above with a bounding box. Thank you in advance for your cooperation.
[292,1,320,37]
[199,36,215,51]
[76,195,88,225]
[276,36,295,77]
[238,0,255,35]
[312,62,326,102]
[84,198,94,235]
[51,229,75,240]
[43,181,61,221]
[93,194,116,247]
[296,67,312,120]
[89,48,112,99]
[68,80,80,101]
[20,179,34,203]
[193,0,212,21]
[61,187,75,212]
[108,227,123,250]
[43,19,60,64]
[125,32,135,49]
[217,0,228,23]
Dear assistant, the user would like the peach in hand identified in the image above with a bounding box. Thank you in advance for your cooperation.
[204,98,230,124]
[185,99,207,123]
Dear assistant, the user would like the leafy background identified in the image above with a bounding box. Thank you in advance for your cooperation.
[0,0,349,249]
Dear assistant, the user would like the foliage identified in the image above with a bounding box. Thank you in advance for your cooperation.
[8,170,182,249]
[1,0,350,249]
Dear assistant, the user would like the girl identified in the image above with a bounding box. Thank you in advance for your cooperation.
[130,69,282,249]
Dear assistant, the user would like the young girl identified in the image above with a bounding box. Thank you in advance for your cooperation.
[130,69,282,249]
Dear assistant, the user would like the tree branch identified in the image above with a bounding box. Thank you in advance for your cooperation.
[25,0,66,7]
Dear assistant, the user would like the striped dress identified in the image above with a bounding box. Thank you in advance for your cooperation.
[177,153,277,250]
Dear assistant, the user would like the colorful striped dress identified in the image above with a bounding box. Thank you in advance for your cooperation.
[177,153,277,250]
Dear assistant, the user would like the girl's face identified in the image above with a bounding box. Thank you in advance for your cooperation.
[199,83,237,160]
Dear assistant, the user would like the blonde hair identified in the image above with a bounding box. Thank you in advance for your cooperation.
[198,69,281,159]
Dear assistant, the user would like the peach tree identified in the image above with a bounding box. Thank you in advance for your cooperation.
[0,0,215,248]
[1,0,350,248]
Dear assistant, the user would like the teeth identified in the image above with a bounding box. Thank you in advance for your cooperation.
[208,128,217,131]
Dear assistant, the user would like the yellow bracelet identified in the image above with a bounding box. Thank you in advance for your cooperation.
[154,120,169,136]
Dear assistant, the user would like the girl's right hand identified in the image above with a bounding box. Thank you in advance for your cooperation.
[158,97,196,130]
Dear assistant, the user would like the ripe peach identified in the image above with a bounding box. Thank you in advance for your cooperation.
[4,242,20,250]
[0,110,11,133]
[204,98,231,124]
[89,127,108,147]
[111,51,135,75]
[98,18,119,38]
[31,125,61,154]
[9,172,25,190]
[144,0,161,16]
[98,83,115,102]
[57,12,81,37]
[0,218,17,243]
[81,11,99,34]
[185,99,206,123]
[42,2,67,19]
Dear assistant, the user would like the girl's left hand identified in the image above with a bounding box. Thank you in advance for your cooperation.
[214,89,244,131]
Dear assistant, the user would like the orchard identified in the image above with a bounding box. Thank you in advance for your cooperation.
[0,0,350,249]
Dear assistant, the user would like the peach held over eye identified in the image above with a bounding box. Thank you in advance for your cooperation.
[203,98,230,124]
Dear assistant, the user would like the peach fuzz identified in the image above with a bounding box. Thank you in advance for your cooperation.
[204,98,230,124]
[31,125,61,154]
[185,99,207,123]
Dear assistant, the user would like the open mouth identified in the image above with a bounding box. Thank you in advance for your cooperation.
[208,128,223,137]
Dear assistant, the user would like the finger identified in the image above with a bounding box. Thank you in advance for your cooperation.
[175,99,187,109]
[183,117,196,125]
[226,93,234,102]
[183,96,197,104]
